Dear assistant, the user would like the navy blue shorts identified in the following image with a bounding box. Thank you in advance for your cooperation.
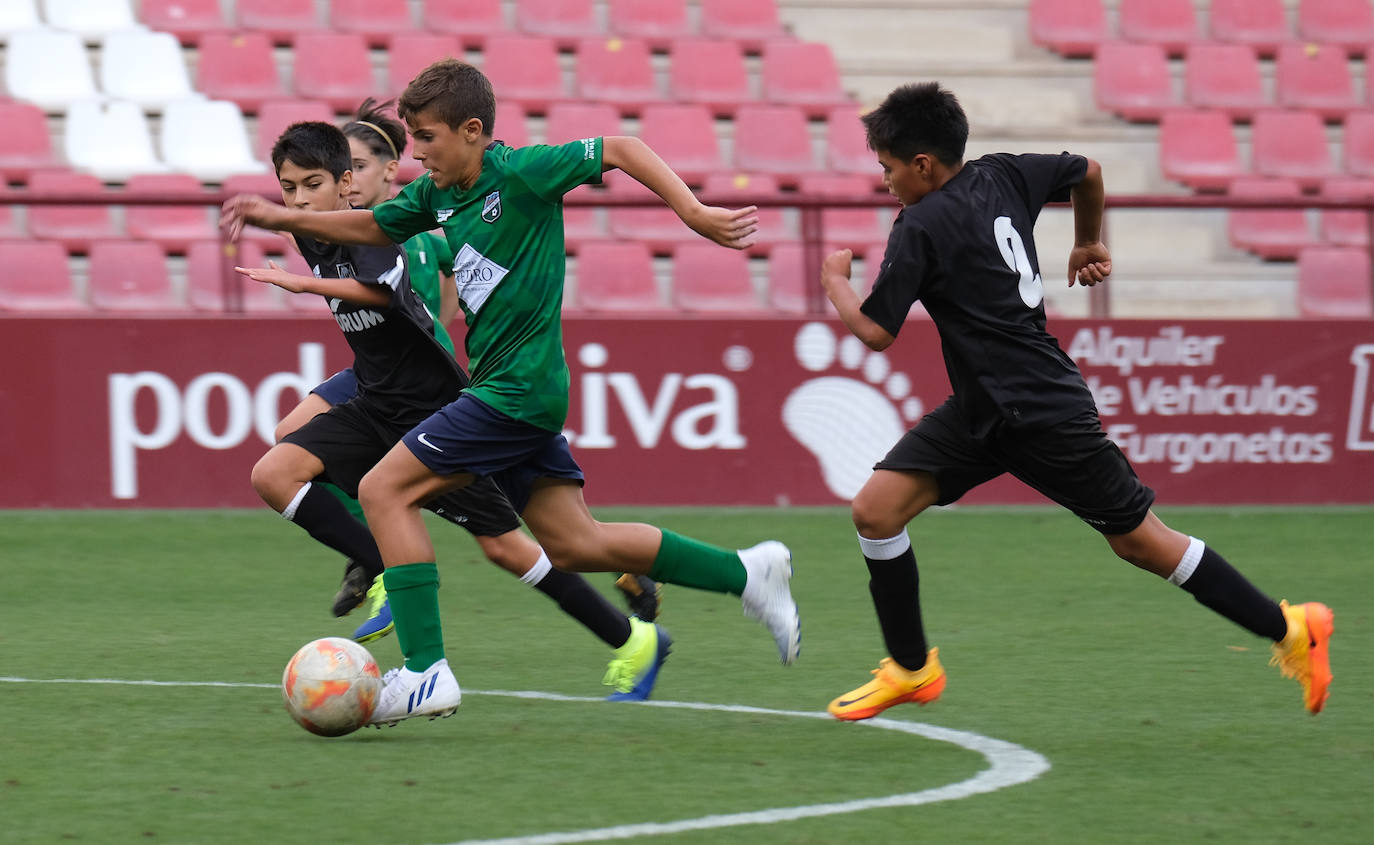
[311,368,359,406]
[402,393,583,515]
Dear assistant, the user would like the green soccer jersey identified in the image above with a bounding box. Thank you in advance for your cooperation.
[403,230,456,357]
[372,139,603,431]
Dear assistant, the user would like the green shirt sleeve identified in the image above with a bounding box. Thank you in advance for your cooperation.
[508,138,603,203]
[372,177,437,244]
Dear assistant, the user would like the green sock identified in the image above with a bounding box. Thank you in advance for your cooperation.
[648,530,747,595]
[321,482,367,526]
[382,563,445,671]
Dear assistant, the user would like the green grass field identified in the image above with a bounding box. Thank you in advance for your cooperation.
[1,506,1370,845]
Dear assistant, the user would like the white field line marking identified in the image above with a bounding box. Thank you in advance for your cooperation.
[1,677,1050,844]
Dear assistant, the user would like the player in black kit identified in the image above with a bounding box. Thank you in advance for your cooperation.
[820,82,1333,720]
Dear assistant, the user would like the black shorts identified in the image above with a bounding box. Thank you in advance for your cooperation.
[281,400,521,538]
[875,399,1155,534]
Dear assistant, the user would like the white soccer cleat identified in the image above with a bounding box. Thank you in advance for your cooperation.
[369,658,462,727]
[739,541,801,666]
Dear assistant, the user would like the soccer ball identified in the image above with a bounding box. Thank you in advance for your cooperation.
[281,637,382,737]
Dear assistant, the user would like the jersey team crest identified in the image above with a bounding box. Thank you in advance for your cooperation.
[481,191,502,223]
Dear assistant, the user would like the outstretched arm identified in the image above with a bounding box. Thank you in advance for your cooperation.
[220,195,393,246]
[821,249,895,351]
[1068,158,1111,287]
[602,136,758,249]
[234,260,391,307]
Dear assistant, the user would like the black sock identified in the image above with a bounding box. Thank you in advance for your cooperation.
[289,483,385,579]
[866,549,929,671]
[535,568,632,648]
[1180,546,1287,641]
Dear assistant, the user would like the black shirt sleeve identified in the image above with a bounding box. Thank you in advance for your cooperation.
[859,210,931,337]
[345,243,408,297]
[984,152,1088,217]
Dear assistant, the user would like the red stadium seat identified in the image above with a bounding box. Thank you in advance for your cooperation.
[186,240,286,312]
[570,241,663,311]
[1297,246,1373,316]
[197,32,288,113]
[1343,112,1374,176]
[236,0,323,44]
[1226,178,1314,260]
[255,100,335,162]
[698,0,786,53]
[139,0,230,45]
[765,242,808,312]
[760,41,851,118]
[124,173,219,254]
[1094,42,1177,122]
[699,172,792,254]
[607,0,691,50]
[1158,111,1244,191]
[801,174,891,250]
[732,105,815,185]
[1275,43,1358,122]
[331,0,416,47]
[545,102,622,143]
[221,173,292,249]
[0,241,86,312]
[1028,0,1108,58]
[560,183,610,251]
[292,33,379,112]
[636,104,724,184]
[670,242,761,312]
[423,0,509,49]
[492,101,531,148]
[1297,0,1374,57]
[388,33,464,92]
[1318,178,1374,246]
[1118,0,1198,56]
[87,242,179,312]
[481,35,566,114]
[1208,0,1289,56]
[667,39,752,117]
[1184,43,1267,121]
[516,0,602,47]
[0,99,58,182]
[1252,110,1335,189]
[26,170,123,252]
[574,37,659,115]
[604,170,698,253]
[0,203,22,240]
[826,105,880,184]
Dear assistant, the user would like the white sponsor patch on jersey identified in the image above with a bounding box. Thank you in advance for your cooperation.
[451,244,509,314]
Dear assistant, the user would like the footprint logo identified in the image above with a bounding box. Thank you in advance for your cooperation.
[782,323,924,500]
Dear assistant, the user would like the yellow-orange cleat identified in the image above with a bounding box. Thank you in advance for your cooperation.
[828,648,946,721]
[1269,600,1334,714]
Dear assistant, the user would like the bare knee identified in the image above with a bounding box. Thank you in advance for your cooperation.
[250,452,293,509]
[851,494,908,539]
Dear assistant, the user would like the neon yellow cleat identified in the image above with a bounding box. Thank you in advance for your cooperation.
[1270,600,1334,714]
[828,648,946,721]
[603,617,672,701]
[352,575,394,644]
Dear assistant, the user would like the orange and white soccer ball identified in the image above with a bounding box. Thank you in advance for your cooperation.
[281,637,382,737]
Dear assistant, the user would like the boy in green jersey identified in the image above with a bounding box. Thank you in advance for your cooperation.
[223,61,799,726]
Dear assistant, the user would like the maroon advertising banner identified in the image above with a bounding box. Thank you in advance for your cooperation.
[1,316,1371,508]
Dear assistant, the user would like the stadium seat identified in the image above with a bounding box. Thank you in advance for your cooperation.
[1158,110,1244,191]
[698,0,786,53]
[218,174,291,249]
[732,105,815,185]
[1118,0,1199,56]
[422,0,508,49]
[1226,178,1314,260]
[1318,178,1374,246]
[765,242,808,312]
[186,240,286,312]
[607,0,691,50]
[1184,43,1267,121]
[137,0,230,45]
[560,183,609,251]
[236,0,323,45]
[1297,0,1374,57]
[87,241,179,311]
[801,174,890,251]
[1208,0,1289,56]
[1251,110,1335,189]
[1297,246,1373,316]
[545,102,622,143]
[826,105,880,183]
[0,240,86,311]
[491,101,531,148]
[43,0,136,42]
[700,172,793,254]
[99,30,195,111]
[254,99,334,162]
[516,0,602,47]
[670,242,761,312]
[1028,0,1108,58]
[330,0,415,48]
[124,173,219,254]
[0,0,39,39]
[481,35,566,114]
[292,33,379,112]
[604,170,697,253]
[388,33,464,92]
[26,169,123,251]
[4,28,99,111]
[574,37,659,115]
[760,41,851,118]
[160,98,267,182]
[569,240,663,311]
[667,39,752,117]
[196,32,287,113]
[636,104,724,184]
[1275,43,1358,122]
[0,203,22,240]
[0,99,59,182]
[1343,112,1374,176]
[63,100,169,182]
[1094,42,1177,122]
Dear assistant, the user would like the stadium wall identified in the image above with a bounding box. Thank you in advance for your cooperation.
[2,315,1371,508]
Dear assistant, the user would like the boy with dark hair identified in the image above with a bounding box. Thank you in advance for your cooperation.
[222,61,800,727]
[819,82,1333,721]
[242,120,670,709]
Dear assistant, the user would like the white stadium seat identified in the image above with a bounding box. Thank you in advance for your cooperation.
[99,29,196,109]
[4,27,99,110]
[42,0,138,42]
[64,99,169,181]
[160,98,267,182]
[0,0,41,40]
